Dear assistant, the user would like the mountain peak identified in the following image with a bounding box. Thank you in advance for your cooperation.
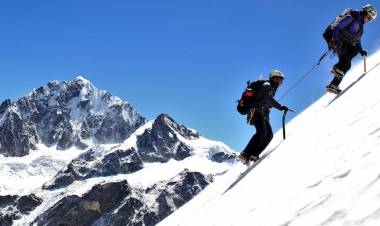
[70,76,93,90]
[156,113,174,123]
[0,76,145,157]
[154,113,200,140]
[74,76,90,84]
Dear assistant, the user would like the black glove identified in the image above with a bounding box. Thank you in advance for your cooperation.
[359,49,368,57]
[279,105,289,111]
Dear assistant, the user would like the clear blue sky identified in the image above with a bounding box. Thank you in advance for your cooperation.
[0,1,379,151]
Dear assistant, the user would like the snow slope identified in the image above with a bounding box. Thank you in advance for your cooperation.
[159,50,380,226]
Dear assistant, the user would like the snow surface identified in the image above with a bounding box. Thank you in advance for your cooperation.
[0,143,88,196]
[159,50,380,226]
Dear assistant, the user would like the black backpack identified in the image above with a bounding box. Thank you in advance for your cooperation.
[236,80,265,115]
[323,8,356,44]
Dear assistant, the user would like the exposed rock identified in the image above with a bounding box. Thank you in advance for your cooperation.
[0,213,13,226]
[94,103,144,143]
[99,170,212,226]
[37,170,213,226]
[0,194,43,225]
[17,194,44,214]
[0,99,12,114]
[0,105,38,157]
[93,196,156,226]
[136,114,195,163]
[80,121,91,140]
[44,147,144,190]
[210,151,236,163]
[154,170,213,220]
[35,181,131,226]
[156,114,200,139]
[0,195,18,208]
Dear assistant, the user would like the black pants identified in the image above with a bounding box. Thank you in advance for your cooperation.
[242,113,273,158]
[330,41,359,86]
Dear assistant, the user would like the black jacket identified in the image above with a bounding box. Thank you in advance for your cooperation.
[251,80,282,118]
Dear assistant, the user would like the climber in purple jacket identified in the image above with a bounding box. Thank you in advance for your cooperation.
[323,4,377,94]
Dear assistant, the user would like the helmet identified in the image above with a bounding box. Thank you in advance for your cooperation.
[363,4,377,21]
[269,70,284,80]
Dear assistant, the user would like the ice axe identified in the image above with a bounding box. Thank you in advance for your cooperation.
[282,109,294,140]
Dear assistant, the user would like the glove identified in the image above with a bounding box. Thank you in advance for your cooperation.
[279,105,289,111]
[359,49,368,57]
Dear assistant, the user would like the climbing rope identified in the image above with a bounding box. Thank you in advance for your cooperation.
[278,50,331,101]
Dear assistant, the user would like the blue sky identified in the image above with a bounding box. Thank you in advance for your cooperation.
[0,1,379,151]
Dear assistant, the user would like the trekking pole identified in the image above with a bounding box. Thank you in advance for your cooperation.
[364,56,367,73]
[282,109,294,140]
[282,110,287,140]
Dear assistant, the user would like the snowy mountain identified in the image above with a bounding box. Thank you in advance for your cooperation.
[0,77,236,225]
[0,76,145,157]
[159,50,380,226]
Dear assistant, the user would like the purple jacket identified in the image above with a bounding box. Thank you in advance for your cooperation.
[332,10,364,50]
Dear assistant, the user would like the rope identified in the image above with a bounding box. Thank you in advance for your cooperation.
[278,50,331,101]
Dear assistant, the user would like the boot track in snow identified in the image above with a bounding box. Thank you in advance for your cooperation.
[221,142,283,196]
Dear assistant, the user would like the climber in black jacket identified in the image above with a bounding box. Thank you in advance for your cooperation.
[238,70,289,165]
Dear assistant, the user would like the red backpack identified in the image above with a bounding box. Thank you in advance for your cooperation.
[236,80,265,115]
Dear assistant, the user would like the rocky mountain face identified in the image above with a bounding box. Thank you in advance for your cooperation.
[135,113,235,164]
[136,114,199,163]
[43,147,144,190]
[42,113,235,191]
[0,194,43,226]
[33,170,212,226]
[0,76,145,157]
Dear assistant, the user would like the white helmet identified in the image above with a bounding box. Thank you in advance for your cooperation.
[269,70,284,80]
[363,4,377,21]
